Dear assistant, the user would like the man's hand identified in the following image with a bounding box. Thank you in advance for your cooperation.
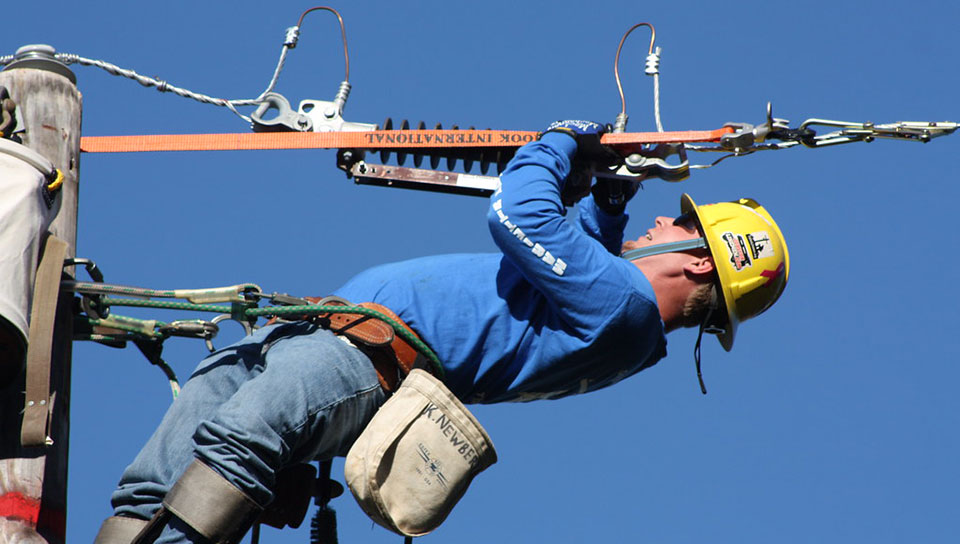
[541,120,621,206]
[591,179,640,216]
[541,120,619,166]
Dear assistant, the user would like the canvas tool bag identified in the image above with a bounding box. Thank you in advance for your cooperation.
[345,369,497,537]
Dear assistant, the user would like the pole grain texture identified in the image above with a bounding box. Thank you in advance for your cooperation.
[0,64,81,544]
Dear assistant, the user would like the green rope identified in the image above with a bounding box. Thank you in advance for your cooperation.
[84,297,445,378]
[101,297,234,314]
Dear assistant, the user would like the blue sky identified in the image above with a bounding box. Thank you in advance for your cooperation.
[4,1,959,542]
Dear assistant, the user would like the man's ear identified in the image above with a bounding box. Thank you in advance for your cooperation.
[683,255,715,277]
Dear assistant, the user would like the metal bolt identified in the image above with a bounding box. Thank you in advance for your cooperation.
[324,107,337,119]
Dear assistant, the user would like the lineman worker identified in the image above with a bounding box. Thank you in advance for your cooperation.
[94,121,789,544]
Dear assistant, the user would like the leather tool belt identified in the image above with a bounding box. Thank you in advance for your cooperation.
[294,296,428,393]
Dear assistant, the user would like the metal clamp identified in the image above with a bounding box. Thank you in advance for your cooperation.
[250,91,377,133]
[596,143,690,183]
[159,320,220,341]
[251,92,313,132]
[720,102,794,151]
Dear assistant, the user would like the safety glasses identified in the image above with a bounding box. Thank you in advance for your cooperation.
[672,212,696,229]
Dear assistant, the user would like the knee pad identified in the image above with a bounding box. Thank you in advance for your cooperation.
[162,460,263,544]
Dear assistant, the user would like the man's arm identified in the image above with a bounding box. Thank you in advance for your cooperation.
[577,194,629,255]
[487,131,636,335]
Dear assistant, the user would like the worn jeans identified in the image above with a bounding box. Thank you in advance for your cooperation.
[109,321,387,544]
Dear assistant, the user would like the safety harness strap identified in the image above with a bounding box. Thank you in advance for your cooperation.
[94,516,149,544]
[21,234,67,447]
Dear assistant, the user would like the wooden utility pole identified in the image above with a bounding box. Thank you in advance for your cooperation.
[0,45,81,544]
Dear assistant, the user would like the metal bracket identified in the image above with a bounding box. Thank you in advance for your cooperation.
[250,92,377,133]
[298,99,377,133]
[348,160,500,197]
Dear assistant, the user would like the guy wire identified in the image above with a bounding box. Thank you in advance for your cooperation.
[9,7,353,125]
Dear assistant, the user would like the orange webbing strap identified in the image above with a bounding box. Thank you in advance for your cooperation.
[79,127,733,154]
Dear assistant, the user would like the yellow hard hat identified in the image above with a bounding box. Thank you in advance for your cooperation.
[681,193,790,351]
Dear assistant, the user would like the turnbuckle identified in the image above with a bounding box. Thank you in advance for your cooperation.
[713,102,958,152]
[795,119,959,147]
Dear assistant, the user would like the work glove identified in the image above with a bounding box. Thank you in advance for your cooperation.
[591,178,640,216]
[541,120,621,207]
[541,120,620,165]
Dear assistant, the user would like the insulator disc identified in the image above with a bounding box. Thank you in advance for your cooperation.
[379,118,393,163]
[477,128,492,174]
[430,123,442,170]
[480,154,492,175]
[446,125,459,171]
[461,126,475,172]
[396,119,410,165]
[413,121,426,167]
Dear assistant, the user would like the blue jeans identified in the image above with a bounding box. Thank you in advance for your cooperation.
[110,321,387,543]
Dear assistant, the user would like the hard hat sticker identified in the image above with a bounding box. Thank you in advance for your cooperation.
[722,232,752,271]
[746,231,775,260]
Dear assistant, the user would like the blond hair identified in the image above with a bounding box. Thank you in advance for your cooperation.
[680,282,716,329]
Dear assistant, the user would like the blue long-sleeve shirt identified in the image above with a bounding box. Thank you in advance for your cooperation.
[335,132,666,403]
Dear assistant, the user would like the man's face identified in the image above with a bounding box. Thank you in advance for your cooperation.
[622,214,701,254]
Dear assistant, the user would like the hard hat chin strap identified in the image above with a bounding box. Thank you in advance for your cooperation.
[694,286,726,396]
[619,237,707,261]
[694,307,713,395]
